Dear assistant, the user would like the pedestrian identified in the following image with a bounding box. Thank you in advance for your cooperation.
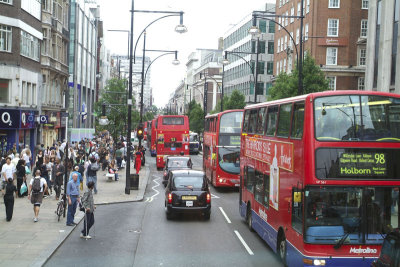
[3,178,17,221]
[108,160,119,181]
[44,156,53,195]
[28,169,47,222]
[35,150,44,167]
[16,159,27,197]
[86,157,99,194]
[66,173,80,226]
[134,149,142,174]
[81,181,95,239]
[52,158,65,200]
[1,157,16,192]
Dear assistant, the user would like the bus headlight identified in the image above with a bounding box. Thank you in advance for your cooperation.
[303,259,326,266]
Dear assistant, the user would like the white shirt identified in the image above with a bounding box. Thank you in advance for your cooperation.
[30,176,47,192]
[1,163,16,181]
[23,154,30,163]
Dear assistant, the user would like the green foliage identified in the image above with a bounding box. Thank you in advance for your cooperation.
[187,100,204,133]
[268,53,329,100]
[210,90,246,114]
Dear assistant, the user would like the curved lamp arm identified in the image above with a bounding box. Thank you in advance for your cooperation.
[144,51,177,82]
[224,51,256,83]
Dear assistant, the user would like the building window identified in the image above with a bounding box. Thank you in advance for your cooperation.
[359,48,366,66]
[327,19,339,36]
[362,0,369,9]
[0,25,12,52]
[296,28,300,44]
[307,0,310,13]
[268,20,275,33]
[277,39,281,53]
[0,79,9,103]
[259,20,267,33]
[267,41,274,54]
[0,0,12,4]
[327,76,337,90]
[305,23,309,41]
[361,19,368,37]
[278,17,281,30]
[284,35,288,50]
[281,37,284,52]
[267,61,274,75]
[20,30,40,61]
[277,61,280,75]
[326,47,338,65]
[285,11,289,26]
[329,0,340,8]
[283,58,287,72]
[290,7,294,23]
[297,2,301,17]
[358,77,365,90]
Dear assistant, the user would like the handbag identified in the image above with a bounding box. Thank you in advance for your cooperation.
[25,166,31,174]
[20,183,27,195]
[79,202,85,212]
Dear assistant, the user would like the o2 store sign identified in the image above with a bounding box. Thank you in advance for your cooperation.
[0,109,35,129]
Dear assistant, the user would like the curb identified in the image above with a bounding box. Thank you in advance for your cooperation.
[35,164,151,267]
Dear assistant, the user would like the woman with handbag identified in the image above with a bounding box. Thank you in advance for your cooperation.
[15,160,26,197]
[108,160,118,181]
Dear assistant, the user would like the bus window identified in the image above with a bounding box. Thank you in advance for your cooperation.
[291,102,305,139]
[265,106,279,136]
[256,108,266,135]
[255,170,264,204]
[245,166,255,193]
[248,109,258,133]
[264,173,270,209]
[292,187,303,234]
[277,103,292,138]
[242,110,250,133]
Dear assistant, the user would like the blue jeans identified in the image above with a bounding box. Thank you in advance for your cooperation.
[87,176,97,194]
[67,195,78,225]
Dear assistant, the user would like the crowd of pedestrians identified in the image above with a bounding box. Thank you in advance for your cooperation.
[0,132,145,239]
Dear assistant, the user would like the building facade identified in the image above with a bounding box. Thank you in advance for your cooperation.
[40,0,69,147]
[223,4,275,104]
[68,0,98,132]
[274,0,368,91]
[0,0,42,155]
[365,0,399,93]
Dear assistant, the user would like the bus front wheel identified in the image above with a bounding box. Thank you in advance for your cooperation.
[277,232,287,266]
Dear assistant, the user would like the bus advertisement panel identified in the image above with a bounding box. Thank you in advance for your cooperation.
[239,91,400,267]
[156,115,189,169]
[203,110,243,187]
[143,121,148,141]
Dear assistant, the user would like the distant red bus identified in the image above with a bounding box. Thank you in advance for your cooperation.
[203,110,243,187]
[156,115,189,170]
[150,118,157,156]
[239,90,400,266]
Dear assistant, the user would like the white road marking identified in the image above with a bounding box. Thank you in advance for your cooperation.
[234,230,254,255]
[219,207,231,224]
[211,193,220,199]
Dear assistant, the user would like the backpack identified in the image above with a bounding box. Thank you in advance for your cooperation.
[90,162,99,171]
[32,178,41,194]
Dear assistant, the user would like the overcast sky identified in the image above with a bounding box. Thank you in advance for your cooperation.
[97,0,274,107]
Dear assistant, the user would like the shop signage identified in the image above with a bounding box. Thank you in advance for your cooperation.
[21,111,35,129]
[317,37,348,47]
[39,115,49,124]
[0,109,20,129]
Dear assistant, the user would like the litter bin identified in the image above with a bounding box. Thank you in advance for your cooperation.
[130,174,139,190]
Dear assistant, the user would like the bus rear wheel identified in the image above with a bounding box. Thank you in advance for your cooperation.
[277,233,287,265]
[246,203,254,232]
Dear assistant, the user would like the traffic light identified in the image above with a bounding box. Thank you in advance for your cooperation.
[137,124,144,140]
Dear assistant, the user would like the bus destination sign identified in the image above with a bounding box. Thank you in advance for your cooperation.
[339,152,387,176]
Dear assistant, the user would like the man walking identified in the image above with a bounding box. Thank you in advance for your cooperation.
[28,170,47,222]
[86,157,99,194]
[1,157,16,191]
[66,173,80,226]
[52,158,65,200]
[81,181,95,239]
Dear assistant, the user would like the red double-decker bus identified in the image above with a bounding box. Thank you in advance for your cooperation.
[143,121,148,141]
[156,115,189,170]
[203,110,243,187]
[240,91,400,266]
[149,118,157,156]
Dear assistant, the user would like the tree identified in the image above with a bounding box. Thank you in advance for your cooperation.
[268,53,329,100]
[187,100,204,133]
[210,90,246,114]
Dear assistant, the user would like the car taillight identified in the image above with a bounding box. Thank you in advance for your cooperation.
[206,193,211,204]
[164,171,167,176]
[168,193,172,204]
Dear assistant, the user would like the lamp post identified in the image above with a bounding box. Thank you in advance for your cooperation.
[251,4,304,95]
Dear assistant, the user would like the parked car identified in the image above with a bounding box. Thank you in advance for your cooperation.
[165,170,211,220]
[162,156,193,186]
[372,229,400,267]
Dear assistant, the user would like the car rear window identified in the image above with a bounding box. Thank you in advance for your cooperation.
[173,176,204,189]
[168,160,189,168]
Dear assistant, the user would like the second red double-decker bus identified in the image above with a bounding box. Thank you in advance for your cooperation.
[143,121,148,141]
[203,110,243,187]
[240,90,400,266]
[149,118,157,156]
[156,115,189,170]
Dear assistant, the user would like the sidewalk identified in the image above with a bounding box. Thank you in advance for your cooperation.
[0,160,150,267]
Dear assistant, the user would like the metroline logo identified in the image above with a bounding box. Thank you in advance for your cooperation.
[349,247,377,254]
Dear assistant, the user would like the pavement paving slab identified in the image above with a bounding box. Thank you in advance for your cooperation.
[0,160,150,267]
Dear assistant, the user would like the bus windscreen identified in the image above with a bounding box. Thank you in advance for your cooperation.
[314,95,400,142]
[162,117,184,125]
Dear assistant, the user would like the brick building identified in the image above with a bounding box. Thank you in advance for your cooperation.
[274,0,368,91]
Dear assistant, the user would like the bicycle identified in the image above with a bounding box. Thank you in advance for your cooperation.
[55,194,65,222]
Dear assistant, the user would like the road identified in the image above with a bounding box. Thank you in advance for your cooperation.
[45,153,282,267]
